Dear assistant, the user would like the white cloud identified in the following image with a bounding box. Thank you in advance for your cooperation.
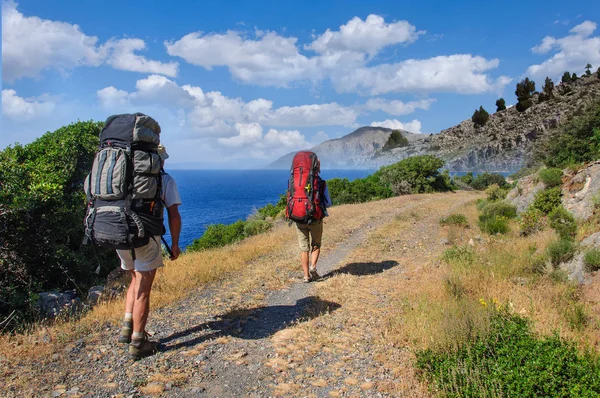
[166,30,318,86]
[365,98,435,115]
[97,75,361,134]
[527,20,600,81]
[218,122,263,147]
[370,119,423,134]
[261,103,358,127]
[2,89,56,120]
[2,1,177,81]
[97,86,129,108]
[307,14,424,55]
[2,0,102,81]
[101,39,178,77]
[570,20,596,37]
[334,55,511,95]
[166,15,506,95]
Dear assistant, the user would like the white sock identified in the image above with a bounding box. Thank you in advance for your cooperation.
[132,331,144,340]
[124,312,133,321]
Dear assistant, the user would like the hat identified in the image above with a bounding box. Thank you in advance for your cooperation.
[157,144,169,160]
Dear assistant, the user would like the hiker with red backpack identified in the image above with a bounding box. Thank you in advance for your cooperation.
[83,114,182,359]
[286,152,332,283]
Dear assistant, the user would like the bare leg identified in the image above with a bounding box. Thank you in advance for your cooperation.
[301,251,310,278]
[131,269,157,333]
[311,247,321,270]
[125,270,136,314]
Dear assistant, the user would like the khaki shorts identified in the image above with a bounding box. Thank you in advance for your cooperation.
[117,237,164,272]
[294,220,323,252]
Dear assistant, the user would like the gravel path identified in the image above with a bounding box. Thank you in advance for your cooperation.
[3,192,478,397]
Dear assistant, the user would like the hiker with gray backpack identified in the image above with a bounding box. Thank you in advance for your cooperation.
[83,113,182,359]
[286,151,332,283]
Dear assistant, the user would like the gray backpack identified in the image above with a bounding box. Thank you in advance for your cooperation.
[83,113,164,255]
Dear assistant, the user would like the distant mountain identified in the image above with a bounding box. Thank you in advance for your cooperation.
[267,126,421,169]
[267,74,600,171]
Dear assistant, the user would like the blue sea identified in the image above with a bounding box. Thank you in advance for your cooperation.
[164,169,374,249]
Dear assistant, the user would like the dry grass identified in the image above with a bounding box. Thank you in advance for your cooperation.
[270,192,600,396]
[0,193,431,364]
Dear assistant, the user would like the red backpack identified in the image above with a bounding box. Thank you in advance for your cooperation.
[286,151,325,223]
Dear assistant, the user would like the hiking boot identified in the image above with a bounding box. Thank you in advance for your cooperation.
[129,332,159,360]
[309,267,320,281]
[118,319,133,344]
[302,276,311,283]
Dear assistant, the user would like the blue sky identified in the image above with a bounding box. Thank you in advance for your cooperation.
[2,0,599,168]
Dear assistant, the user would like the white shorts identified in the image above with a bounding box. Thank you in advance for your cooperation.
[117,237,164,272]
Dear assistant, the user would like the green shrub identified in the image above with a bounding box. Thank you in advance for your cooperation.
[547,239,576,266]
[382,130,409,150]
[485,183,508,201]
[378,155,454,195]
[416,309,600,397]
[548,206,577,240]
[471,172,507,190]
[538,168,563,187]
[478,201,516,235]
[243,219,272,237]
[439,214,469,227]
[442,246,475,265]
[475,198,488,211]
[328,173,393,205]
[0,120,115,322]
[480,201,517,220]
[187,220,246,251]
[256,194,286,219]
[479,216,510,235]
[496,98,506,112]
[541,104,600,169]
[584,248,600,272]
[471,106,490,128]
[519,208,546,236]
[532,187,562,214]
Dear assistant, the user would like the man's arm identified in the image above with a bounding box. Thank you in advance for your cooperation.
[167,204,181,260]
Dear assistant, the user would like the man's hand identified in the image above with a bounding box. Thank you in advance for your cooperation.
[170,245,181,261]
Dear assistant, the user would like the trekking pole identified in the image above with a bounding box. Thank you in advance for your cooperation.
[161,236,174,258]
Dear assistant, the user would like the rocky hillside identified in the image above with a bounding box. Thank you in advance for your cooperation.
[268,74,600,171]
[267,126,420,169]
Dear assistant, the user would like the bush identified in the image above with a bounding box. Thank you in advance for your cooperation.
[471,172,507,190]
[519,208,546,236]
[548,206,577,240]
[0,121,115,322]
[187,220,246,251]
[378,155,454,195]
[485,184,508,201]
[515,77,536,113]
[383,130,409,150]
[243,220,272,237]
[439,214,469,227]
[562,71,572,83]
[442,246,475,265]
[479,216,510,235]
[478,201,516,235]
[480,201,517,220]
[547,238,576,266]
[542,104,600,169]
[532,187,562,214]
[416,309,600,397]
[471,106,490,127]
[584,248,600,272]
[496,98,506,112]
[538,168,563,187]
[328,173,393,205]
[256,194,286,219]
